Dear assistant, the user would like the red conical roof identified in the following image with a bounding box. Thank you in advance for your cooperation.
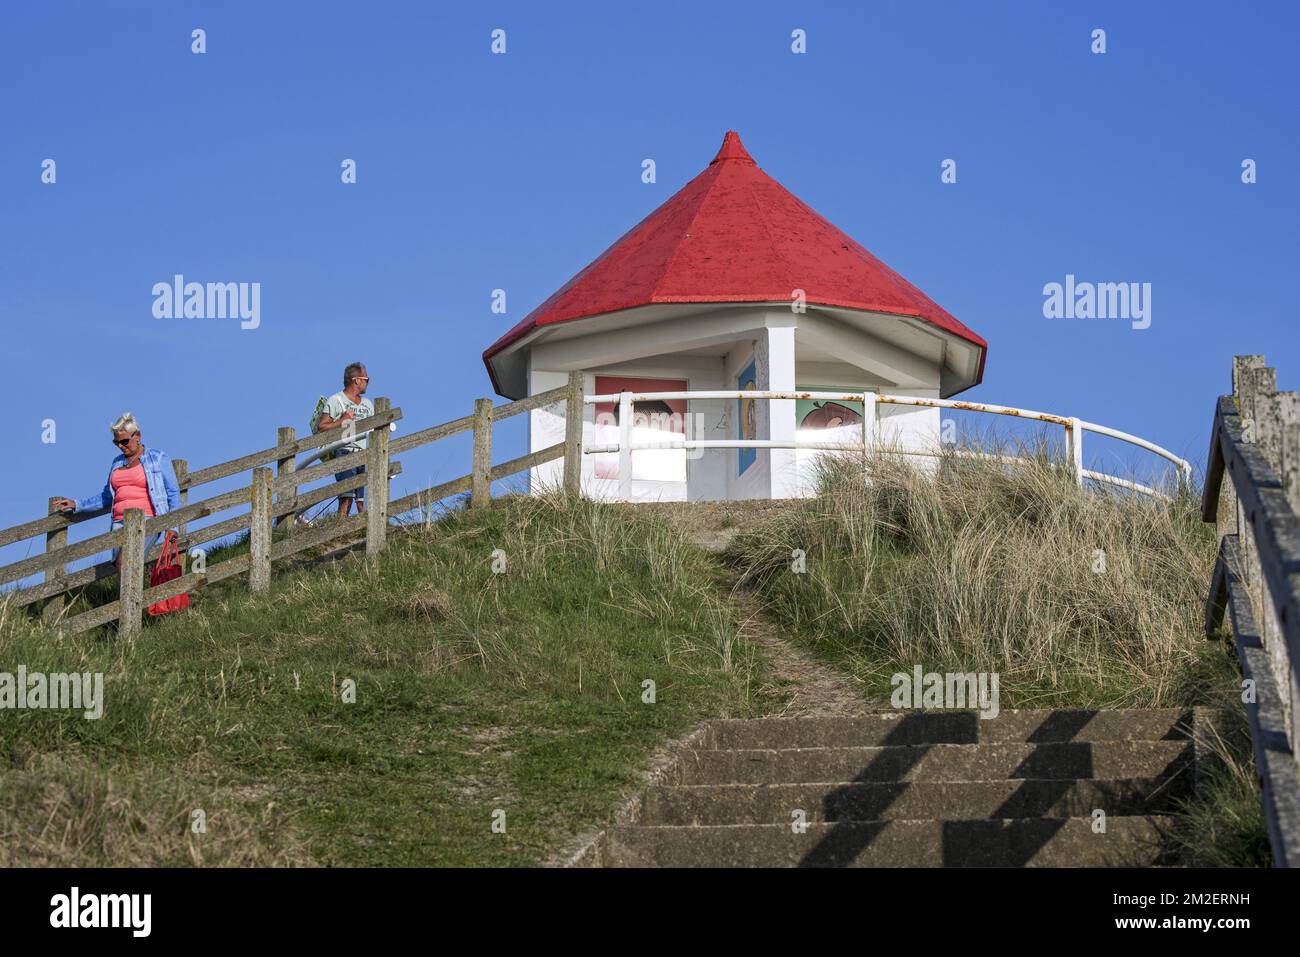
[484,131,986,391]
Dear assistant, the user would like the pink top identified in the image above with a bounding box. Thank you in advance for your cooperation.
[110,462,155,522]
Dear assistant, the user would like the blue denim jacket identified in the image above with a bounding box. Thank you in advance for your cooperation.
[75,447,183,519]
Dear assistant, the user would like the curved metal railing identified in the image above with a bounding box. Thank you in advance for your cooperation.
[582,390,1192,501]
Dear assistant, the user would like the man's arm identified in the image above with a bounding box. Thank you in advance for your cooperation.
[317,396,355,432]
[316,411,352,430]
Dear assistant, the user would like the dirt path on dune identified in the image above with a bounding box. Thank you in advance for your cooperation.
[635,501,876,718]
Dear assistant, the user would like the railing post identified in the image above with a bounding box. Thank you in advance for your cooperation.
[118,508,146,638]
[564,371,584,497]
[1217,357,1260,541]
[1233,355,1267,423]
[618,391,633,502]
[172,458,188,549]
[471,398,494,509]
[1279,392,1300,515]
[861,391,878,464]
[367,397,391,552]
[1067,417,1084,486]
[1277,390,1300,779]
[42,498,67,624]
[276,426,297,534]
[1239,364,1276,623]
[249,467,272,593]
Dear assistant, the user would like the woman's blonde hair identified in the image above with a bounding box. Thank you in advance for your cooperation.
[110,412,140,437]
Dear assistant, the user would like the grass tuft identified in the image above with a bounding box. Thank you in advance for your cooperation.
[727,446,1224,709]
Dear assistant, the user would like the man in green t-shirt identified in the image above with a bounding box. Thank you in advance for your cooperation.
[317,361,375,516]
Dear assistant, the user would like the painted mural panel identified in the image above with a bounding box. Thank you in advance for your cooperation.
[737,358,757,475]
[593,375,688,481]
[794,385,865,492]
[795,388,864,432]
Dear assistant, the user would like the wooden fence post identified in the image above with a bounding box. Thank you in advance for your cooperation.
[276,426,297,533]
[172,459,188,548]
[367,398,391,553]
[472,398,494,509]
[42,499,66,624]
[1233,359,1261,595]
[564,371,584,496]
[119,508,146,638]
[1281,392,1300,515]
[1242,364,1277,621]
[1217,357,1261,543]
[1232,355,1266,404]
[250,467,272,593]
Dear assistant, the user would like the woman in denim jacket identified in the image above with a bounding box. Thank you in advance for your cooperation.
[53,413,182,564]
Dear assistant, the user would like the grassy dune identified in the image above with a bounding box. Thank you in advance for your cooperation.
[726,448,1229,709]
[0,496,765,866]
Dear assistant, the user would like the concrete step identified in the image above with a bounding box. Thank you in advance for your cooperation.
[606,816,1176,867]
[640,775,1192,826]
[677,740,1192,786]
[707,709,1195,751]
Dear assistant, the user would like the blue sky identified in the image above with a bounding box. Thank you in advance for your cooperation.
[2,1,1297,558]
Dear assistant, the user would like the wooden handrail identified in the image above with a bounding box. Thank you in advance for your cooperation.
[9,560,116,610]
[0,525,125,587]
[491,383,570,422]
[387,474,472,516]
[0,507,101,550]
[390,415,474,455]
[182,407,402,488]
[1203,354,1300,868]
[489,444,564,483]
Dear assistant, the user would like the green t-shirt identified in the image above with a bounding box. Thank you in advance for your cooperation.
[325,392,375,452]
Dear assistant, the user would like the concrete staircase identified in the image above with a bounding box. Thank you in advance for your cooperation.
[593,709,1204,867]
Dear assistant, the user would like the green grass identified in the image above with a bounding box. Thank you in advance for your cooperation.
[1,448,1271,867]
[1171,705,1273,867]
[0,495,766,866]
[726,448,1233,710]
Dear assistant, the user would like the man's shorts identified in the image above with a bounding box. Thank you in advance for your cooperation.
[333,448,367,501]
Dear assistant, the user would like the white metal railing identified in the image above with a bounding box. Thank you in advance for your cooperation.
[582,390,1192,501]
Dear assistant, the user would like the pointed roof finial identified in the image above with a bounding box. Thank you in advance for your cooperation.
[710,130,756,166]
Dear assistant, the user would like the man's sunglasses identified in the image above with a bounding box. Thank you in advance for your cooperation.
[113,435,135,447]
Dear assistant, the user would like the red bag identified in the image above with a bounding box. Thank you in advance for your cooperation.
[148,531,191,617]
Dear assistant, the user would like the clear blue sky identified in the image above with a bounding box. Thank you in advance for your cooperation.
[2,1,1297,552]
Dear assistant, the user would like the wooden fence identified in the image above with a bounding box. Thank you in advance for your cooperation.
[0,373,585,638]
[1203,354,1300,867]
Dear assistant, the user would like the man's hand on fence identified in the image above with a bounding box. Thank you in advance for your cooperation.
[52,498,75,513]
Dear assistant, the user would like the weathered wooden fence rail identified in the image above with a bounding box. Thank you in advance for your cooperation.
[1203,354,1300,867]
[0,373,586,638]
